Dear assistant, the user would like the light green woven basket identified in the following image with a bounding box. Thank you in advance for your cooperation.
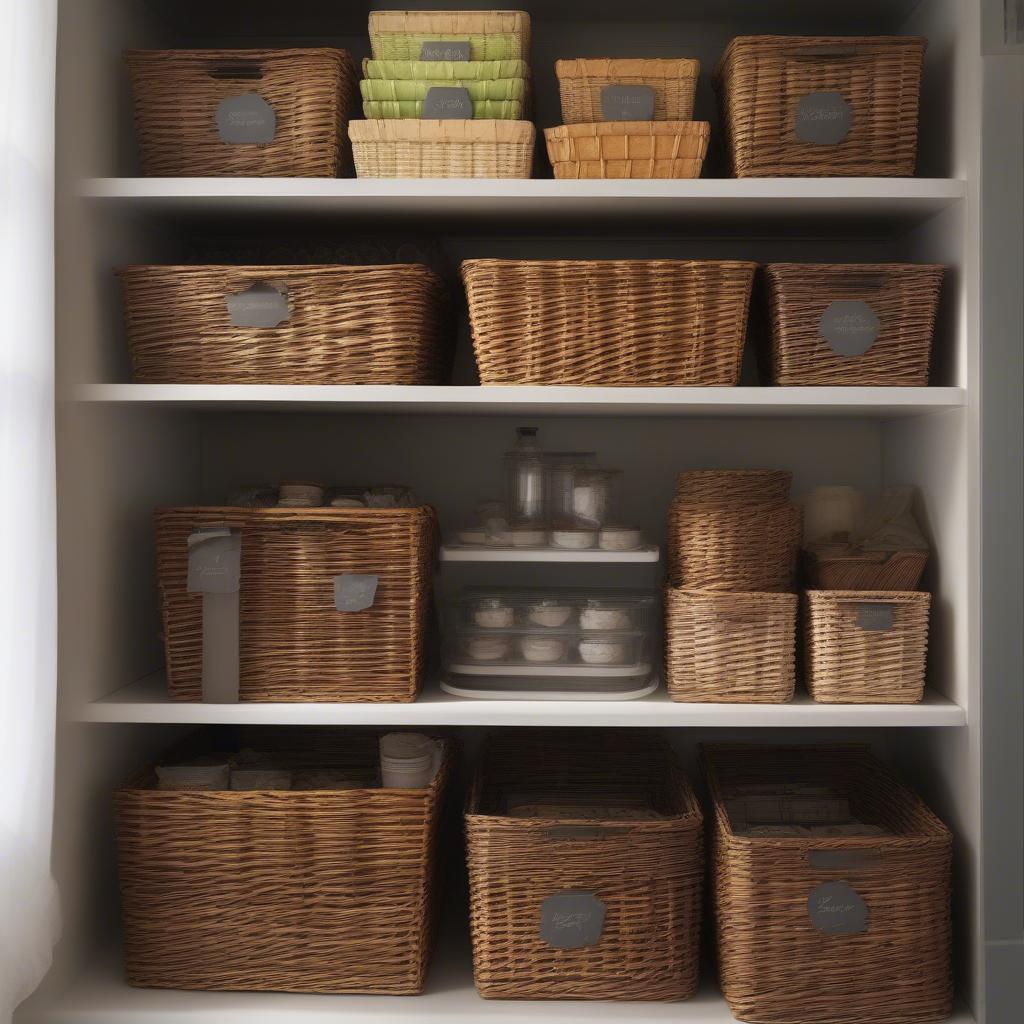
[361,79,527,102]
[363,59,529,81]
[362,98,525,119]
[372,33,523,61]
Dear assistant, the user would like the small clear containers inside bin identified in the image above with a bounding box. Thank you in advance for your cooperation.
[454,588,656,632]
[453,628,649,673]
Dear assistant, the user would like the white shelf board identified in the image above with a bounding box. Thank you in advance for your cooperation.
[441,544,660,563]
[74,384,967,418]
[70,672,967,727]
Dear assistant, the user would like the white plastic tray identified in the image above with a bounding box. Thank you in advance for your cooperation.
[440,674,660,701]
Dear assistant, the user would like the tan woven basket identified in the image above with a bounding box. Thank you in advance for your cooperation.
[466,730,703,1000]
[804,590,931,704]
[155,506,437,703]
[116,730,450,993]
[675,469,793,506]
[119,265,449,385]
[462,259,756,385]
[554,58,700,123]
[804,546,929,591]
[703,744,953,1023]
[544,121,709,179]
[714,36,927,177]
[368,10,530,61]
[665,588,797,703]
[764,264,944,386]
[349,119,535,178]
[124,49,356,177]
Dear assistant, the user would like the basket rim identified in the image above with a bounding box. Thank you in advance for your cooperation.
[554,56,700,78]
[666,586,798,602]
[544,120,710,140]
[117,263,443,278]
[804,588,931,601]
[765,261,945,275]
[462,256,758,272]
[349,118,535,143]
[155,504,435,520]
[123,46,353,63]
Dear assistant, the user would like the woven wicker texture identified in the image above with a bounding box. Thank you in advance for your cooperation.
[545,121,709,179]
[349,119,535,178]
[665,588,797,703]
[555,58,700,123]
[124,49,355,177]
[703,743,953,1023]
[804,590,931,703]
[362,98,524,119]
[713,36,926,177]
[155,506,437,703]
[368,10,530,61]
[764,264,944,386]
[462,259,756,385]
[360,78,527,101]
[465,730,703,1000]
[116,730,450,993]
[675,469,794,505]
[363,58,530,80]
[804,548,929,591]
[119,265,449,385]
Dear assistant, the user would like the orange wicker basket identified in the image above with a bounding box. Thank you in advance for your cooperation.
[544,121,709,179]
[554,58,700,123]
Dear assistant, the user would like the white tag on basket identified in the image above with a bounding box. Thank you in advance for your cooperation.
[601,84,656,121]
[808,881,869,935]
[225,283,289,328]
[334,574,378,612]
[216,93,276,145]
[794,91,852,145]
[856,603,895,631]
[422,86,474,119]
[539,891,606,949]
[419,40,472,61]
[818,300,880,356]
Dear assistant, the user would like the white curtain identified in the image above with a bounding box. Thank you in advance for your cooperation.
[0,0,60,1020]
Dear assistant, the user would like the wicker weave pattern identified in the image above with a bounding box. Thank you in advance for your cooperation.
[804,548,929,591]
[714,36,926,177]
[665,589,797,703]
[116,732,450,993]
[462,259,756,385]
[119,265,448,385]
[704,744,953,1023]
[555,58,700,123]
[124,49,355,177]
[369,11,530,61]
[675,469,793,505]
[804,590,931,703]
[155,507,437,703]
[545,121,709,179]
[465,731,703,1000]
[765,264,943,386]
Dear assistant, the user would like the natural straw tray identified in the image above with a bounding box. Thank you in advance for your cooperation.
[555,58,700,123]
[544,121,709,179]
[368,10,530,61]
[362,98,525,119]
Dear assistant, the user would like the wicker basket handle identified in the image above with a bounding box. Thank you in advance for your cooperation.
[208,61,264,80]
[827,271,890,292]
[543,824,631,841]
[782,44,865,60]
[808,848,883,870]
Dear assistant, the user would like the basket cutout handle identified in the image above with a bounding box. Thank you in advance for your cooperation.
[544,824,630,841]
[208,61,264,80]
[225,281,289,328]
[808,848,883,871]
[784,45,866,60]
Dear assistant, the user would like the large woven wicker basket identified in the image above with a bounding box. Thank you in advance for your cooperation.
[369,10,530,61]
[764,264,944,386]
[665,588,797,703]
[155,506,437,703]
[462,259,756,385]
[554,58,700,123]
[119,264,449,385]
[714,36,927,177]
[124,49,355,177]
[544,121,709,179]
[703,744,953,1023]
[116,729,450,994]
[466,730,703,1000]
[349,119,535,178]
[804,590,931,703]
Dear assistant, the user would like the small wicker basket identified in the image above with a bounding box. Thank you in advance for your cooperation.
[803,546,929,591]
[544,121,709,179]
[554,58,700,123]
[368,10,530,61]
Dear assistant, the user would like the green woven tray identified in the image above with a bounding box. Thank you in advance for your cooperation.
[363,59,529,81]
[361,78,527,102]
[362,98,525,119]
[371,33,523,62]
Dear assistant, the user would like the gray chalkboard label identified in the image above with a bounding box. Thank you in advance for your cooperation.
[808,881,869,935]
[818,299,880,356]
[856,603,895,631]
[334,574,379,612]
[795,91,852,145]
[601,84,656,121]
[539,891,606,949]
[422,86,474,119]
[225,283,289,328]
[187,529,241,594]
[419,40,472,61]
[216,93,276,145]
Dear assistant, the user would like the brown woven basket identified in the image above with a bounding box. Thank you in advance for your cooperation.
[116,729,450,993]
[675,469,793,506]
[466,730,703,1000]
[804,590,931,703]
[155,506,437,703]
[124,49,356,177]
[665,588,797,703]
[462,259,757,385]
[714,36,927,177]
[703,743,953,1023]
[554,58,700,123]
[368,10,530,61]
[544,121,709,179]
[804,546,929,591]
[119,265,449,385]
[764,264,944,386]
[349,119,535,178]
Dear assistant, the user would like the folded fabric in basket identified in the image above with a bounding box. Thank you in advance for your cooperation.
[725,794,852,826]
[156,757,231,791]
[363,58,530,81]
[230,767,293,791]
[361,78,527,102]
[363,98,525,119]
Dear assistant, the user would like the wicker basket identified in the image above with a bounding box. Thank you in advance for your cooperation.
[465,730,703,1000]
[804,590,931,703]
[555,58,700,123]
[703,743,953,1023]
[363,58,530,81]
[362,98,525,119]
[675,469,793,506]
[155,506,437,703]
[665,589,797,703]
[349,119,534,178]
[714,36,927,177]
[369,10,530,61]
[360,78,528,102]
[544,121,709,179]
[804,546,929,591]
[124,49,355,177]
[764,264,944,386]
[116,729,450,993]
[119,265,449,385]
[462,259,756,385]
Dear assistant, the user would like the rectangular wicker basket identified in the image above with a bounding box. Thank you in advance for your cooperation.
[554,58,700,123]
[118,264,449,385]
[116,730,451,994]
[704,744,953,1023]
[465,730,703,1000]
[544,121,709,179]
[462,259,757,385]
[155,506,437,703]
[714,36,927,177]
[803,546,929,591]
[124,49,355,177]
[368,10,530,61]
[764,264,944,386]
